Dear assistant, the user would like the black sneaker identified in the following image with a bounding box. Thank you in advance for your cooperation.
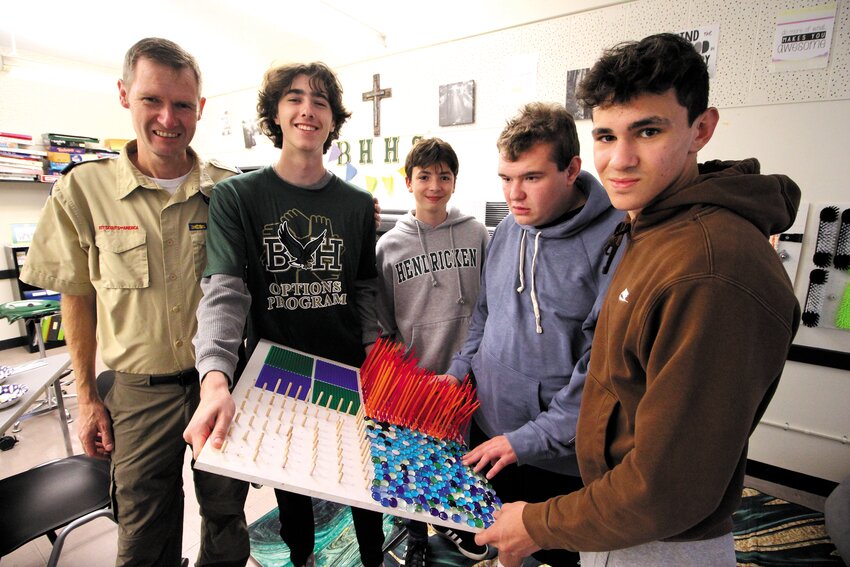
[432,525,489,561]
[404,538,429,567]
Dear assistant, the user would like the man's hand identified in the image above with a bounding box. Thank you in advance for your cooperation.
[78,399,113,459]
[434,373,461,386]
[475,501,541,559]
[184,371,234,459]
[463,434,517,479]
[373,196,382,230]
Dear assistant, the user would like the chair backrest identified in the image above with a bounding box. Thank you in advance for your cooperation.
[0,455,111,557]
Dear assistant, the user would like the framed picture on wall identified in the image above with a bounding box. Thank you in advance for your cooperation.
[439,80,475,126]
[565,68,591,120]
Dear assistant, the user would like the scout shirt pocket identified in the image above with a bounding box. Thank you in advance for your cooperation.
[189,225,207,280]
[94,230,149,289]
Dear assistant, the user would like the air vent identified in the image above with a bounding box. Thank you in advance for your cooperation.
[485,201,510,235]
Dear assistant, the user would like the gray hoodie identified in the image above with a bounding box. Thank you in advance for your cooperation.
[375,207,490,373]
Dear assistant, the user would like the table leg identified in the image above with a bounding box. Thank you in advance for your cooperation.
[53,378,73,456]
[35,316,47,359]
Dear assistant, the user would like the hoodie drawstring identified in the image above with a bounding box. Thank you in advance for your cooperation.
[449,225,465,304]
[516,230,544,334]
[415,220,439,288]
[516,230,527,293]
[602,220,631,275]
[415,217,465,303]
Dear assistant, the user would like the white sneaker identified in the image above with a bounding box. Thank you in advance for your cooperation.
[433,525,490,560]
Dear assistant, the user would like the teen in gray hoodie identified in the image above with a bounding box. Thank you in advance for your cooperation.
[376,206,489,371]
[375,138,490,565]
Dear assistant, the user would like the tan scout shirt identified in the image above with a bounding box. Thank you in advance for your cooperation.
[20,141,237,375]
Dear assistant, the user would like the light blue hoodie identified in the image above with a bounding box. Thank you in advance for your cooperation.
[447,171,623,475]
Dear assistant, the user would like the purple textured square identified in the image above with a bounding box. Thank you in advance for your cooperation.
[255,366,311,400]
[315,359,358,391]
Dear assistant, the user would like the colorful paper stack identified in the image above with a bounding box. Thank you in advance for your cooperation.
[0,131,45,181]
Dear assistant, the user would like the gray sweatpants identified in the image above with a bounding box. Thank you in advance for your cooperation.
[580,532,735,567]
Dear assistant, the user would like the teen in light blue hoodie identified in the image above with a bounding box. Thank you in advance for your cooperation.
[445,102,623,567]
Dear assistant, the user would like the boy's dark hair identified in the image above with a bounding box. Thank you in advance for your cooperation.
[577,33,709,125]
[257,62,351,152]
[497,102,579,171]
[123,37,202,93]
[404,137,459,180]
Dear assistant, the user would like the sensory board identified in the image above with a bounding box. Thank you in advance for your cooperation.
[195,339,500,532]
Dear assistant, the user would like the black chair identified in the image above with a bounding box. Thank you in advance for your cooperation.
[0,454,112,567]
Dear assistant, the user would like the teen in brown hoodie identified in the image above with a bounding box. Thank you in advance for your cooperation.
[476,33,801,566]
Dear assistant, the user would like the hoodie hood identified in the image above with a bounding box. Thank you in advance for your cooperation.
[634,158,801,236]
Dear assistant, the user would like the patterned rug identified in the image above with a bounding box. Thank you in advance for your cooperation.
[249,488,843,566]
[733,487,842,566]
[248,499,492,566]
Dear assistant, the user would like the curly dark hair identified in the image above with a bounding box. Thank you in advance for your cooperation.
[497,102,579,171]
[577,33,709,125]
[123,37,202,93]
[257,62,351,152]
[404,137,459,180]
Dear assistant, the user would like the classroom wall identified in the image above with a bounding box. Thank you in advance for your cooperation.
[195,0,850,482]
[0,56,132,343]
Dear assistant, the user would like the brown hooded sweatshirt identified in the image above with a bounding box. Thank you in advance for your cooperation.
[523,158,801,551]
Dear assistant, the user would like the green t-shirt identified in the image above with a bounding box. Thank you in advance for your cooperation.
[205,166,377,367]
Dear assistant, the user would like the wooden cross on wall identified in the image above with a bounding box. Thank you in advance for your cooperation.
[362,73,392,137]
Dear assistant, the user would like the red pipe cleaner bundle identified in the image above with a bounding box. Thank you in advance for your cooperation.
[360,338,479,441]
